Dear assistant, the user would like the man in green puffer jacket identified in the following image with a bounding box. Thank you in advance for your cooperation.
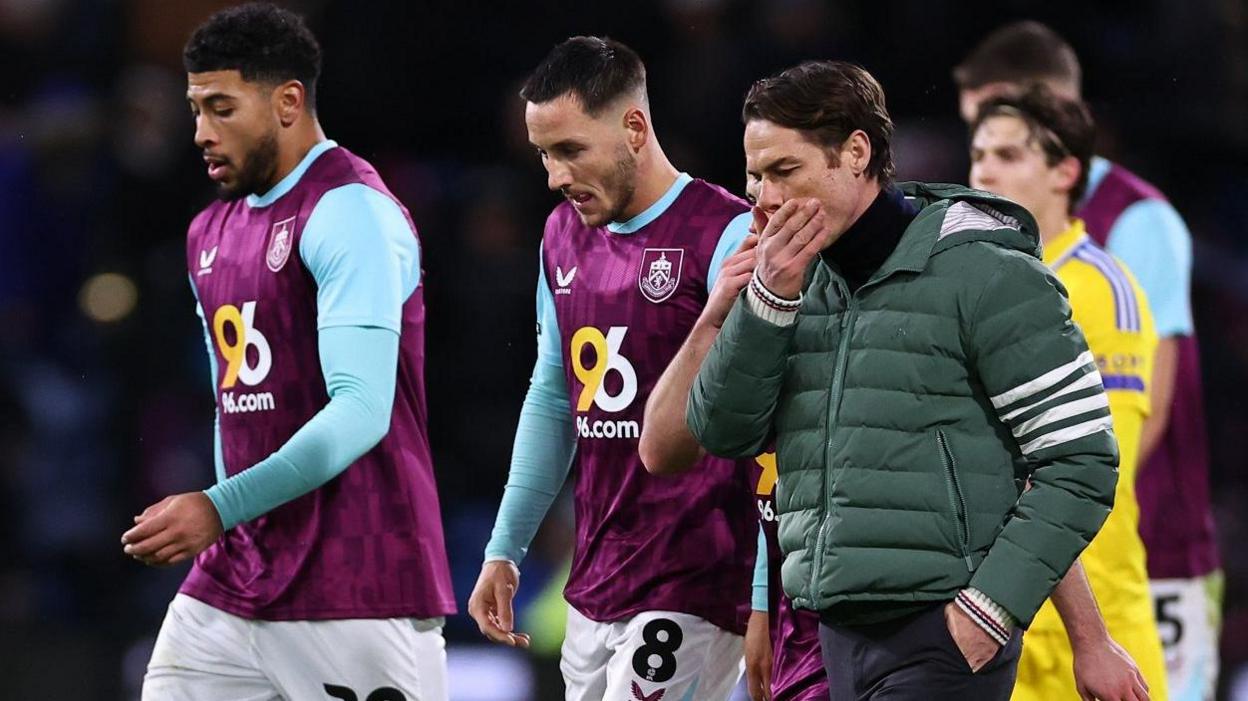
[685,61,1120,700]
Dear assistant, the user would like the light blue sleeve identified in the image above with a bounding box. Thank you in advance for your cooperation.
[204,326,398,529]
[706,212,754,293]
[483,241,578,564]
[202,185,415,529]
[1104,199,1193,337]
[753,524,769,612]
[189,278,226,483]
[299,183,421,332]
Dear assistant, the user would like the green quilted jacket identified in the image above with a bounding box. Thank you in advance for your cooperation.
[687,183,1118,627]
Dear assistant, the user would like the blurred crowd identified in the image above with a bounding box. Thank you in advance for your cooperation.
[0,0,1245,698]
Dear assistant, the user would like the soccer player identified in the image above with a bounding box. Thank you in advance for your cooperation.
[970,85,1166,701]
[466,36,757,701]
[119,5,455,699]
[640,209,826,701]
[955,24,1221,699]
[745,453,828,701]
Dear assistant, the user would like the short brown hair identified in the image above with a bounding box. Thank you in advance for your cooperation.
[953,21,1081,94]
[973,85,1096,208]
[520,36,646,116]
[742,60,895,181]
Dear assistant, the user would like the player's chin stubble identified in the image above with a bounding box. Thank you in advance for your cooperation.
[218,130,280,201]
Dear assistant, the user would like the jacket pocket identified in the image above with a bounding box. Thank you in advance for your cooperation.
[937,429,974,572]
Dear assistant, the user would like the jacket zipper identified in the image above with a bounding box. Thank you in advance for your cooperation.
[809,278,857,604]
[937,429,974,571]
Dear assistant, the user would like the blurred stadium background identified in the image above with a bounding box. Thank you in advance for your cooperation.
[0,0,1245,698]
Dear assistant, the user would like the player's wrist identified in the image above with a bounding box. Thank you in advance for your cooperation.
[196,491,225,531]
[754,269,803,302]
[954,588,1016,647]
[482,557,520,574]
[690,312,726,339]
[746,271,801,327]
[1065,617,1111,652]
[201,486,237,531]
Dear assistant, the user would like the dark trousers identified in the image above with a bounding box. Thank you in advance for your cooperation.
[819,603,1023,701]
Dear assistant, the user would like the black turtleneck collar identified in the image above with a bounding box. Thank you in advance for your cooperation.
[822,185,919,292]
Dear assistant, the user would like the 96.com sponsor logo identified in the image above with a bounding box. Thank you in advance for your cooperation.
[571,325,639,440]
[212,300,276,414]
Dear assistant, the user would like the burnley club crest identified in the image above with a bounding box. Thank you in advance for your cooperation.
[638,248,684,303]
[266,216,296,272]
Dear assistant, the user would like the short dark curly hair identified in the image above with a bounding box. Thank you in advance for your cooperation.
[183,2,322,110]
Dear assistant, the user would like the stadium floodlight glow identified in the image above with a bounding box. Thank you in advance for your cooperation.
[79,272,138,323]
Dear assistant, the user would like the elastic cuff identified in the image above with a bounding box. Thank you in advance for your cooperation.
[483,556,516,565]
[752,584,769,612]
[955,588,1015,646]
[746,272,801,327]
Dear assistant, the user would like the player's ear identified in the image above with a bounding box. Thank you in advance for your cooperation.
[1053,154,1080,195]
[274,80,306,127]
[843,130,872,178]
[622,106,648,153]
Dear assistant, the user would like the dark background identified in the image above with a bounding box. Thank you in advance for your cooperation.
[0,0,1245,698]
